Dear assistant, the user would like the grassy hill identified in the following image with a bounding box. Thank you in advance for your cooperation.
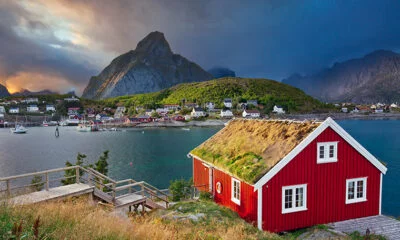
[105,77,330,113]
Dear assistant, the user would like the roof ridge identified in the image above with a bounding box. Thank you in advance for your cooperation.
[230,117,323,124]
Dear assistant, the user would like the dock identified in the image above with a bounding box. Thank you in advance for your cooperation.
[0,166,169,211]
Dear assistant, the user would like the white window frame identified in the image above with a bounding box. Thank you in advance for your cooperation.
[231,178,241,205]
[282,184,307,214]
[317,142,338,163]
[346,177,367,204]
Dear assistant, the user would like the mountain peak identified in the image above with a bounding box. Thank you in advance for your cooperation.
[135,31,172,57]
[364,49,398,58]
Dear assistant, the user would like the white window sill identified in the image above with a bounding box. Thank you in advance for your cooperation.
[346,198,367,204]
[317,158,338,164]
[231,198,241,206]
[282,207,307,214]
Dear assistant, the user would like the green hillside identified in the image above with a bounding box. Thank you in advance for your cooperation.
[104,77,329,113]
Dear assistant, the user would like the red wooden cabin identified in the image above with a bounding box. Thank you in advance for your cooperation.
[190,118,387,232]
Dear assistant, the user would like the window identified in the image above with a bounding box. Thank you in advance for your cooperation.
[282,184,307,214]
[231,178,241,205]
[317,142,338,163]
[346,177,367,204]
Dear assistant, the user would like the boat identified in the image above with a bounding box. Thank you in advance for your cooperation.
[76,124,92,132]
[182,128,190,131]
[10,125,28,134]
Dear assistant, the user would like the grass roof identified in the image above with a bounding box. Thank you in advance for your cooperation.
[190,119,321,184]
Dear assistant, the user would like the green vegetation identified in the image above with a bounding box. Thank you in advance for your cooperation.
[30,175,44,191]
[105,77,331,114]
[168,178,193,201]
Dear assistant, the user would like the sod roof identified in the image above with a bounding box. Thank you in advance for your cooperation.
[190,119,321,184]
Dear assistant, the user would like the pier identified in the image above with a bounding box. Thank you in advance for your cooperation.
[0,166,169,211]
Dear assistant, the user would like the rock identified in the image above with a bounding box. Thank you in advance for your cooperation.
[0,83,10,97]
[82,31,213,99]
[283,50,400,104]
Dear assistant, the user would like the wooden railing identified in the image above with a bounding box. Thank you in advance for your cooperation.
[0,166,169,207]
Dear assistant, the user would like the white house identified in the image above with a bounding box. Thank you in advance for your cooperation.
[163,104,180,111]
[96,114,113,121]
[341,107,348,113]
[223,98,232,108]
[205,102,215,110]
[156,108,169,114]
[350,107,359,113]
[64,96,80,102]
[242,109,260,118]
[22,98,38,104]
[390,103,398,108]
[27,105,39,113]
[375,108,384,113]
[220,109,233,118]
[9,107,19,114]
[46,105,56,112]
[191,108,206,118]
[0,106,5,113]
[145,109,155,116]
[272,105,285,114]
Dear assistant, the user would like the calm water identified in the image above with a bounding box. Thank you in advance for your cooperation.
[0,120,398,216]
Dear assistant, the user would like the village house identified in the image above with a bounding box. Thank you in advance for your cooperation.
[223,98,232,108]
[64,96,80,102]
[114,106,126,119]
[173,115,185,121]
[22,98,38,104]
[68,107,80,116]
[185,103,198,109]
[137,115,153,123]
[205,102,215,110]
[9,107,19,114]
[220,109,233,118]
[242,109,260,118]
[189,118,387,232]
[0,106,5,113]
[237,103,247,110]
[191,107,206,118]
[156,108,169,115]
[350,107,359,113]
[341,107,348,113]
[163,104,180,111]
[46,105,56,112]
[27,105,39,113]
[390,103,398,108]
[247,100,258,107]
[272,105,286,114]
[375,108,384,113]
[145,109,155,116]
[96,114,113,122]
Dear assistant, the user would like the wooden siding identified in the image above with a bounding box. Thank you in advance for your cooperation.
[193,158,210,191]
[262,127,381,232]
[213,167,257,223]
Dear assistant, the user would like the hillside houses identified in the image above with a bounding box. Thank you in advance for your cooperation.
[223,98,232,108]
[27,105,39,113]
[191,107,206,118]
[242,109,260,118]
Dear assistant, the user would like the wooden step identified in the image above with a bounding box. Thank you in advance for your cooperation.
[93,188,114,203]
[145,198,166,210]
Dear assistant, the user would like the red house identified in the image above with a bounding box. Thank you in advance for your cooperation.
[189,118,387,232]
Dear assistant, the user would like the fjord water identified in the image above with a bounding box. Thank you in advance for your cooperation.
[0,120,398,217]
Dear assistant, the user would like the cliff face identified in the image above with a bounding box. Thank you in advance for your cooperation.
[82,31,213,99]
[283,50,400,103]
[0,84,10,97]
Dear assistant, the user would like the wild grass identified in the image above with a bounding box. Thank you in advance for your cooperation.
[191,119,320,183]
[0,197,279,240]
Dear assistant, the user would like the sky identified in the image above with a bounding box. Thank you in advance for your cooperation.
[1,0,400,95]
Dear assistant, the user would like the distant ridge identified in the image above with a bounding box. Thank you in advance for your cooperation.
[0,83,10,97]
[82,31,213,99]
[283,50,400,103]
[12,89,59,96]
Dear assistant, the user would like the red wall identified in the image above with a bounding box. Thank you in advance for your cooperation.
[192,158,257,223]
[262,127,381,232]
[193,158,210,191]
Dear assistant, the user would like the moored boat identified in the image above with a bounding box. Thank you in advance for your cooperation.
[10,125,28,134]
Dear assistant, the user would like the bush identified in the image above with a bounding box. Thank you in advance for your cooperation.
[169,178,193,202]
[199,191,213,201]
[30,175,44,191]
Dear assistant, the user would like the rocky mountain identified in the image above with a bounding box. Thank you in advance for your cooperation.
[0,84,10,97]
[208,67,236,78]
[82,31,213,99]
[12,89,58,96]
[283,50,400,103]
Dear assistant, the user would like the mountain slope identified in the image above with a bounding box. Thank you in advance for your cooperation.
[12,89,58,96]
[82,31,213,99]
[283,50,400,103]
[0,84,10,97]
[109,77,326,113]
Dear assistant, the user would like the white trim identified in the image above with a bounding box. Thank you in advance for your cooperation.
[317,141,338,163]
[379,173,383,215]
[254,117,387,190]
[231,178,241,205]
[346,177,367,204]
[257,188,262,230]
[281,184,307,214]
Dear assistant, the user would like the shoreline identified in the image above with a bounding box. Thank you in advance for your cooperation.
[281,112,400,121]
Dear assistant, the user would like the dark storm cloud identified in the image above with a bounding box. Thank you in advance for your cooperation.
[1,0,400,93]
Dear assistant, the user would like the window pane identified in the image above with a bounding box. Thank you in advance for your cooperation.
[357,180,364,198]
[348,181,355,199]
[285,189,293,209]
[319,146,325,159]
[329,145,335,158]
[296,188,304,207]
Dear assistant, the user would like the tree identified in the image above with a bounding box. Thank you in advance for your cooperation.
[169,178,193,201]
[30,175,44,191]
[94,150,109,176]
[61,153,87,185]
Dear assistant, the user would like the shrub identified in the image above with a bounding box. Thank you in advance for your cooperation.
[199,191,213,201]
[30,175,44,191]
[169,178,193,202]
